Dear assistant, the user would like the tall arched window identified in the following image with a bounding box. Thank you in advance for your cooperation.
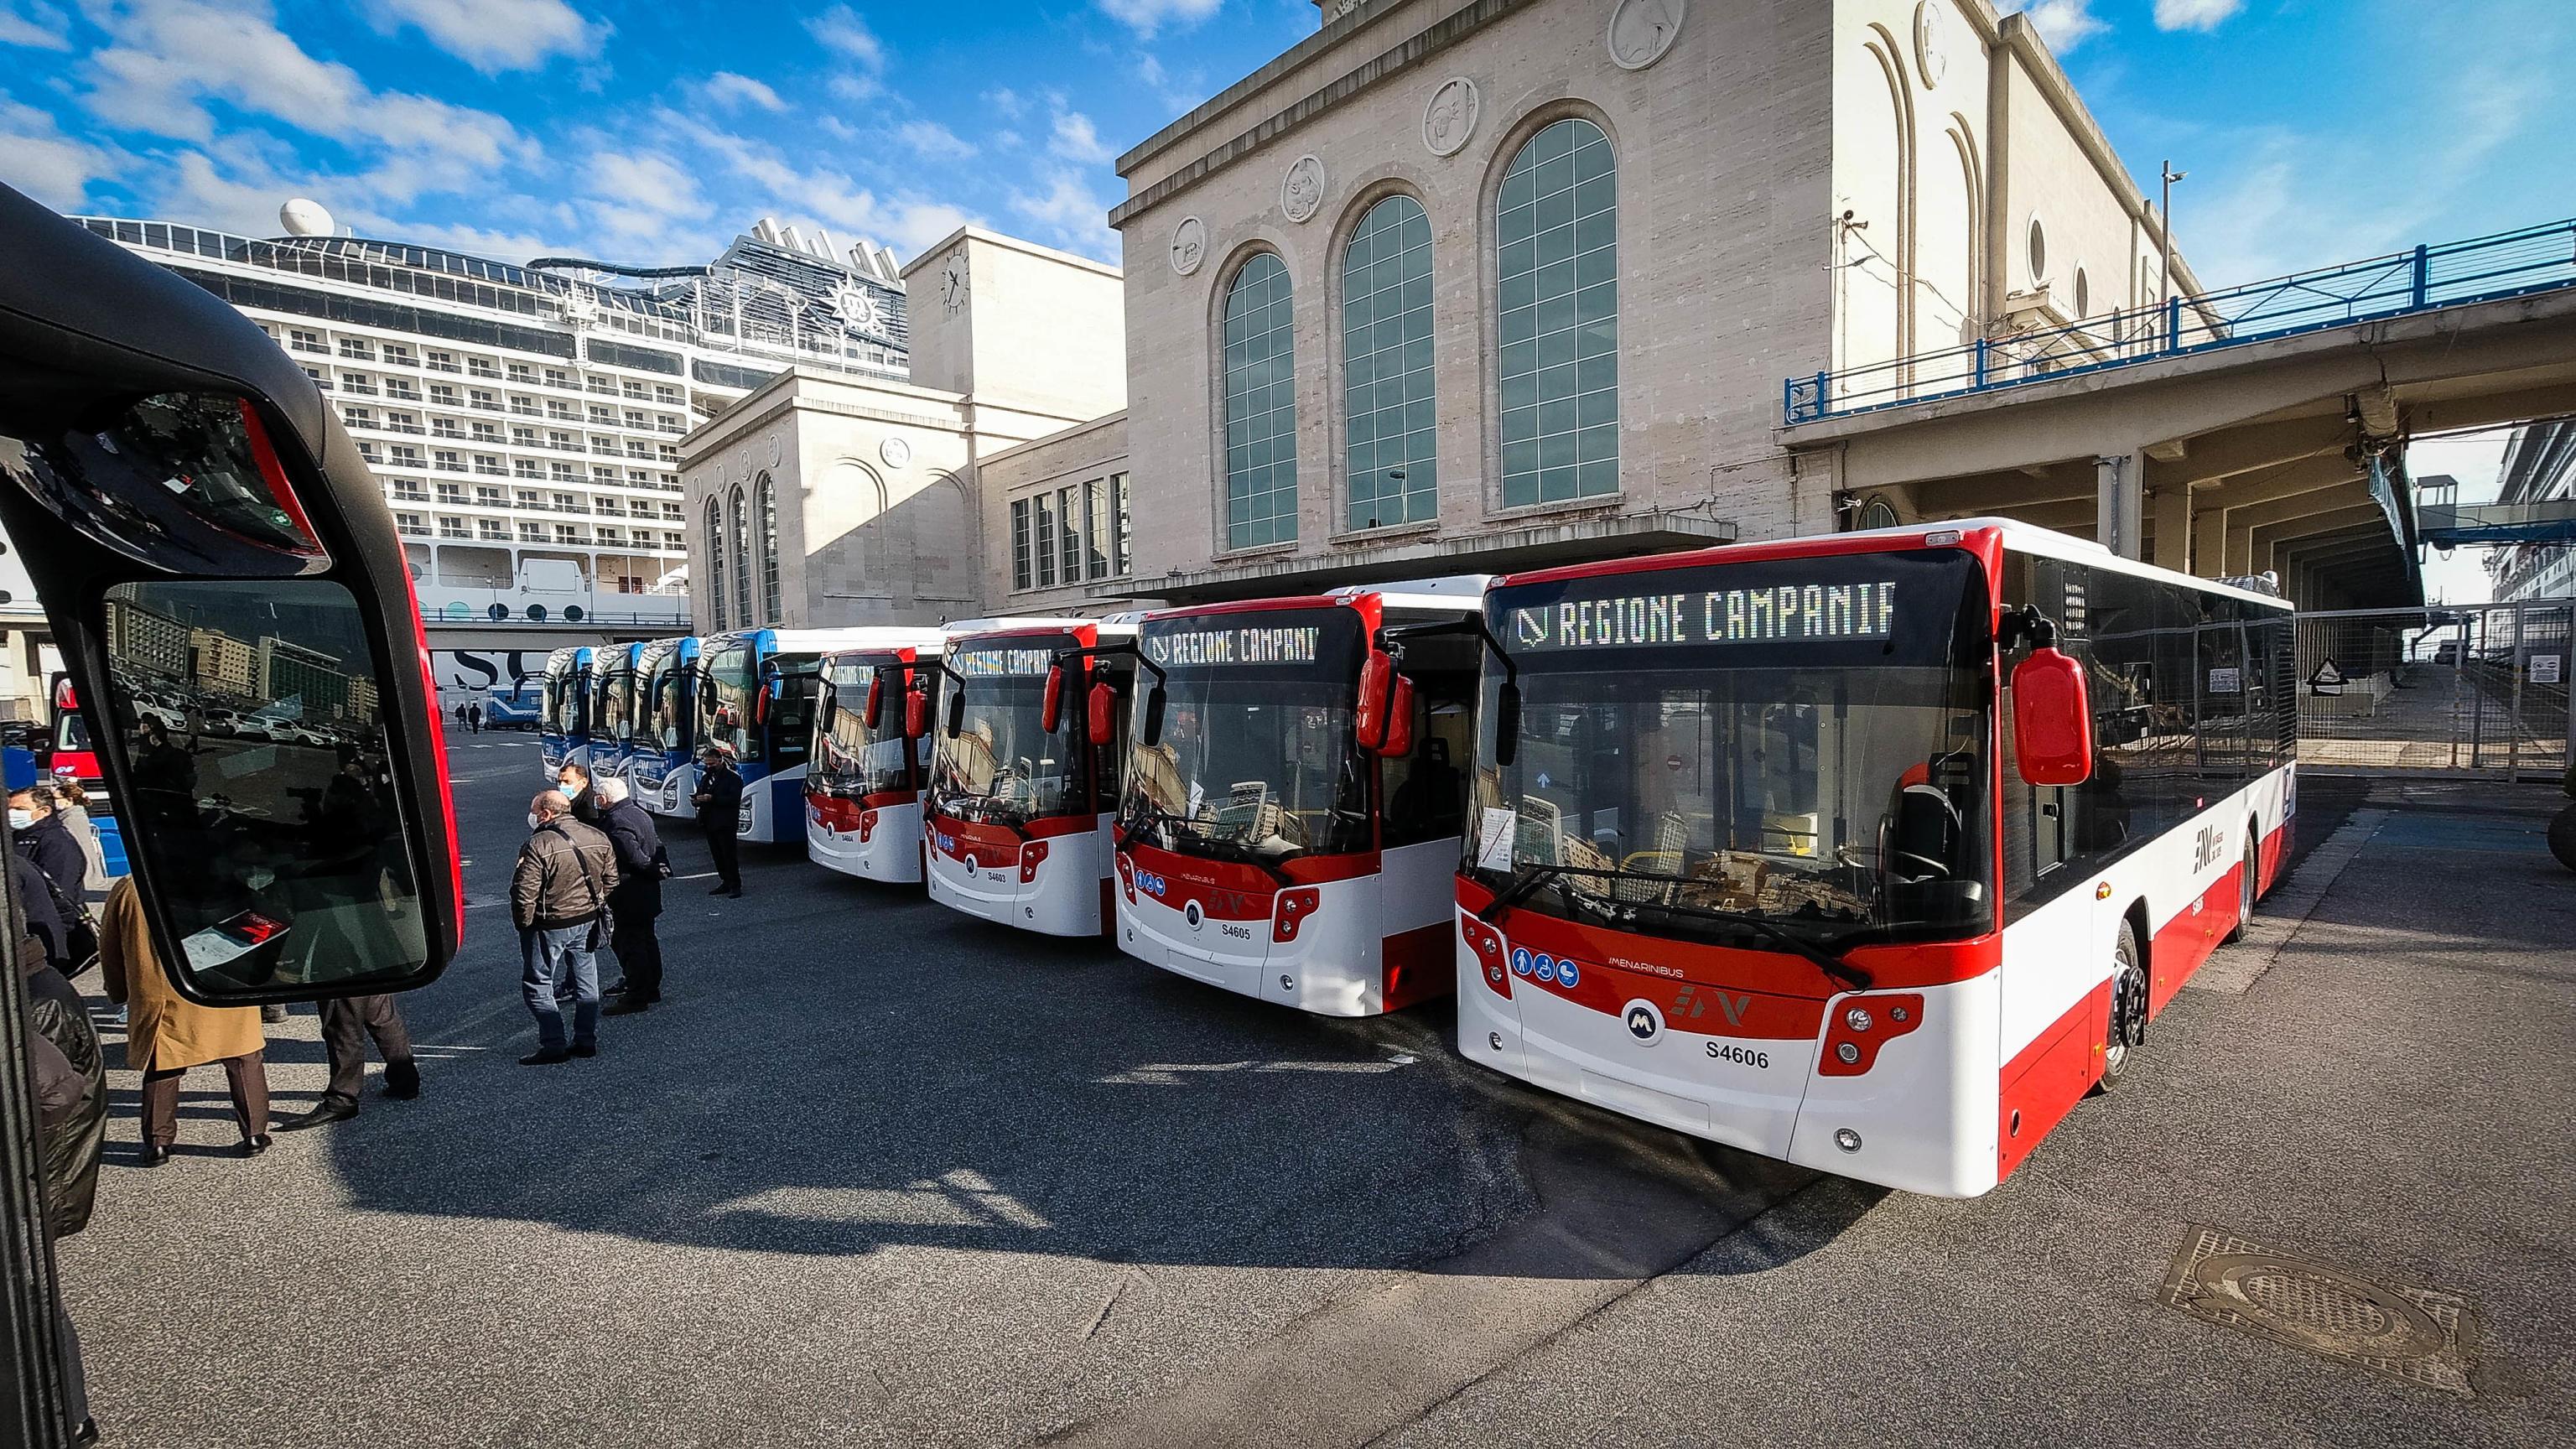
[1222,252,1298,549]
[756,472,781,624]
[1343,195,1436,531]
[703,496,727,632]
[1497,117,1618,508]
[728,485,752,631]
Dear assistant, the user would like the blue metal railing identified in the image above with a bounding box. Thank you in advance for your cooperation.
[1784,216,2576,425]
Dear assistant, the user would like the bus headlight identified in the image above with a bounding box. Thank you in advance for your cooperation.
[1833,1128,1862,1153]
[1835,1041,1862,1064]
[1844,1007,1873,1032]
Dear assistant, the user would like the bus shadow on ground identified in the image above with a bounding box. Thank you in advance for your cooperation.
[315,845,1883,1280]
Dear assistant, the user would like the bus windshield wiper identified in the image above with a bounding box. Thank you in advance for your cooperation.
[1481,862,1872,993]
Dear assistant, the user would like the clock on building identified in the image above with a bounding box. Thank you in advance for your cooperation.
[940,252,970,314]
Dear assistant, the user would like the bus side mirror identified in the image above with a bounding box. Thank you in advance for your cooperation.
[904,688,929,740]
[2012,647,2094,786]
[863,674,884,730]
[945,683,966,739]
[754,682,771,727]
[1141,683,1167,745]
[1041,663,1067,734]
[1356,648,1394,750]
[1493,680,1521,768]
[1088,681,1117,744]
[1379,676,1416,758]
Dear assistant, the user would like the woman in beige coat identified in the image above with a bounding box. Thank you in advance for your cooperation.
[97,877,271,1163]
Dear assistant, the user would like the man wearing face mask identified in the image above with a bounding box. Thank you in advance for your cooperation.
[556,760,600,825]
[510,788,619,1065]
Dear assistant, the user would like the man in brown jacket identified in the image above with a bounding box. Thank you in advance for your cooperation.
[98,875,272,1161]
[512,788,619,1065]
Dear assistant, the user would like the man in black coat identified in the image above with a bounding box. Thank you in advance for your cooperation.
[10,781,90,922]
[691,743,744,897]
[18,898,103,1446]
[595,776,668,1012]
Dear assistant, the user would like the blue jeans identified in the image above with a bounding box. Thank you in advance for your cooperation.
[521,923,600,1050]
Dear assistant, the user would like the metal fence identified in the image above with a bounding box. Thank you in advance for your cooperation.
[2293,601,2572,779]
[1785,216,2576,423]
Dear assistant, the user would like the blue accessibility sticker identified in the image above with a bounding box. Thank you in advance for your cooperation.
[1556,958,1580,988]
[1510,947,1535,977]
[1535,955,1557,984]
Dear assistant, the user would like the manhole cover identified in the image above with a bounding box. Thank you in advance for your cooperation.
[2158,1224,2477,1396]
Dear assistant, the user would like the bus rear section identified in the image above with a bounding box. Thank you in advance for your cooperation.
[1113,582,1483,1017]
[806,631,948,883]
[587,641,643,782]
[925,620,1134,937]
[630,635,698,816]
[1451,522,2295,1197]
[538,645,592,779]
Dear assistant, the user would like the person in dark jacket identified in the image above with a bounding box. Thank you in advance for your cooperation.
[557,760,600,824]
[468,701,484,734]
[692,743,744,897]
[23,943,101,1449]
[594,776,667,1013]
[10,779,90,922]
[511,789,619,1065]
[12,853,64,969]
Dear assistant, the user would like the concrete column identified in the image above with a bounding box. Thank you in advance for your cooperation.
[2096,452,2145,559]
[2191,502,2227,580]
[2150,482,2190,573]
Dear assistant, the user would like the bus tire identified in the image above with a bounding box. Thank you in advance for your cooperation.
[2224,833,2257,945]
[2093,919,2147,1094]
[2550,802,2576,874]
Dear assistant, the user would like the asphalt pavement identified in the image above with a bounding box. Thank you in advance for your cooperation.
[49,745,2576,1448]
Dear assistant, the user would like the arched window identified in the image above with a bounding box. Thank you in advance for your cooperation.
[703,496,726,632]
[728,485,752,631]
[1221,252,1298,549]
[1343,195,1436,531]
[756,472,781,624]
[1497,117,1618,507]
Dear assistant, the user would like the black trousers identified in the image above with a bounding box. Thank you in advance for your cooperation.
[705,829,740,891]
[141,1052,267,1145]
[610,915,664,1000]
[319,994,414,1109]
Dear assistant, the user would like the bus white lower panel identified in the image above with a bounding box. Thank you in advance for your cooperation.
[1119,874,1384,1016]
[809,801,925,884]
[927,828,1105,937]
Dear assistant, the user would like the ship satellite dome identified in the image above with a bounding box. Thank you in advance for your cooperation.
[279,198,335,236]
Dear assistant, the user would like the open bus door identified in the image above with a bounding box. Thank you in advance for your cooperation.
[0,182,462,1447]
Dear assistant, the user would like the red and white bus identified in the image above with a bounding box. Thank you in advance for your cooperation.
[806,628,948,884]
[922,617,1139,937]
[1110,579,1486,1016]
[1437,519,2295,1197]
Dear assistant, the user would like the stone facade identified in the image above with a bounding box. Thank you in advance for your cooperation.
[681,228,1130,630]
[1107,0,2199,600]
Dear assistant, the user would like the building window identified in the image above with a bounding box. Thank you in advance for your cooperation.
[2027,216,2049,284]
[1057,485,1082,584]
[729,485,753,631]
[757,472,781,624]
[1112,472,1131,576]
[1010,497,1031,590]
[704,496,727,632]
[1498,117,1618,508]
[1222,252,1298,549]
[1033,490,1058,589]
[1083,480,1109,579]
[1342,195,1436,530]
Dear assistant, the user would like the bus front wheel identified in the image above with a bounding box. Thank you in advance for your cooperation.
[2094,920,2147,1094]
[2224,834,2257,945]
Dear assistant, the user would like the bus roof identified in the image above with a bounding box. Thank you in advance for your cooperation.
[1148,577,1488,626]
[1496,518,2292,613]
[942,615,1141,644]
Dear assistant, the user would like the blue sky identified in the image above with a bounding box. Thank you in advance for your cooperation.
[3,0,2571,282]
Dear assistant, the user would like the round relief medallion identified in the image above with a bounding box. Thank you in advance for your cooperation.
[1169,216,1208,276]
[766,432,783,468]
[879,435,911,470]
[1421,76,1480,158]
[1914,1,1950,88]
[1280,155,1326,224]
[1606,0,1685,70]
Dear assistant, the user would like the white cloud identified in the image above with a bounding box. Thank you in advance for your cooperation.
[362,0,605,73]
[2020,0,2106,54]
[1096,0,1221,40]
[1134,53,1204,114]
[1047,109,1114,164]
[898,120,977,163]
[1009,167,1115,258]
[700,71,786,113]
[982,87,1026,121]
[0,0,70,49]
[2153,0,2241,31]
[808,4,885,99]
[676,116,979,256]
[584,149,707,217]
[0,99,122,208]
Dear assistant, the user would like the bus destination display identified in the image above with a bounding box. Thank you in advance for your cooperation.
[1508,580,1899,652]
[1142,624,1322,667]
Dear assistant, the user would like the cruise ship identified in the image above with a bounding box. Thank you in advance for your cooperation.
[77,202,911,630]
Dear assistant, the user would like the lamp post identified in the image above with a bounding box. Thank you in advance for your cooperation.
[2159,160,2186,311]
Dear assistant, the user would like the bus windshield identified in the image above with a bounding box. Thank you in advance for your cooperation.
[595,663,636,744]
[813,656,915,797]
[643,646,692,756]
[930,636,1082,829]
[1121,608,1368,863]
[700,640,760,761]
[1475,549,1993,947]
[541,657,584,736]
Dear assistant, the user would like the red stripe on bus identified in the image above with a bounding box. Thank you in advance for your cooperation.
[1997,979,2110,1183]
[1380,922,1455,1010]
